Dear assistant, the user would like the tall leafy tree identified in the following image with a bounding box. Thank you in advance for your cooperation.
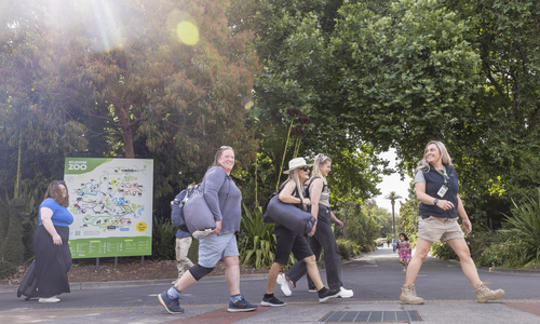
[232,0,539,228]
[229,0,386,202]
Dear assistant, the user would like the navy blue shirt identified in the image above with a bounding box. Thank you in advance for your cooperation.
[417,165,459,219]
[39,198,74,227]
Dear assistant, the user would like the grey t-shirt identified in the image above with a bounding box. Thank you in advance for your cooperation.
[414,167,447,184]
[414,170,426,184]
[414,168,456,183]
[203,166,242,234]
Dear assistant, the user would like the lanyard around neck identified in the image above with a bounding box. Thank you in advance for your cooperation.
[434,166,449,185]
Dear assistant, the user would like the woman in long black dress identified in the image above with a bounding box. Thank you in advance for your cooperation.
[33,180,74,303]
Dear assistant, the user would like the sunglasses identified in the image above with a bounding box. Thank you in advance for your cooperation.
[300,166,310,172]
[219,145,232,150]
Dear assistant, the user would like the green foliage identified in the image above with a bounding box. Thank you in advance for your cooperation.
[0,189,38,278]
[1,0,538,267]
[478,239,530,268]
[365,200,393,238]
[430,241,457,260]
[336,238,362,260]
[238,204,276,269]
[463,230,501,261]
[330,147,385,205]
[502,188,540,262]
[151,215,176,260]
[0,260,17,279]
[232,0,540,233]
[399,198,419,246]
[335,201,380,251]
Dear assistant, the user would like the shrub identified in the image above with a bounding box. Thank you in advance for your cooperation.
[0,196,34,278]
[0,260,16,279]
[431,230,504,262]
[502,188,540,263]
[462,230,502,260]
[478,239,530,268]
[238,204,276,269]
[335,201,380,251]
[336,238,362,260]
[431,241,457,260]
[151,215,176,260]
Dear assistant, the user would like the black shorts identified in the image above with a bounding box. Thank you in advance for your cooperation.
[274,225,313,265]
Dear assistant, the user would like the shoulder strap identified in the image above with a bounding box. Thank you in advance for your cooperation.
[306,177,326,198]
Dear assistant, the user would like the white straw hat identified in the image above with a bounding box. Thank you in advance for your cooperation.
[283,157,312,174]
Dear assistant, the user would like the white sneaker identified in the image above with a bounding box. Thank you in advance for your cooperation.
[39,296,61,303]
[338,286,354,298]
[192,228,214,239]
[276,273,292,296]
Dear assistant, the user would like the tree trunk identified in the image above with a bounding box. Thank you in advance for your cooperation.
[391,201,396,241]
[14,131,22,199]
[115,103,136,158]
[122,126,135,158]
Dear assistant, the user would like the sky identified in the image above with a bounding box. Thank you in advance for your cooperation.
[373,149,412,215]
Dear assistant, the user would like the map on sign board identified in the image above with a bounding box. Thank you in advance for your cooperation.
[64,158,153,258]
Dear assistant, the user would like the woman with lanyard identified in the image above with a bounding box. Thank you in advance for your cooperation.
[400,140,504,304]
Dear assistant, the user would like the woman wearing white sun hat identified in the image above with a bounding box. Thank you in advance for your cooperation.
[277,154,353,298]
[261,157,340,307]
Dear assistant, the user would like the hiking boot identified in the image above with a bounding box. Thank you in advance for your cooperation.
[400,284,424,305]
[318,287,340,303]
[157,291,184,314]
[338,286,354,298]
[261,294,286,307]
[227,296,257,312]
[475,283,504,303]
[276,273,292,296]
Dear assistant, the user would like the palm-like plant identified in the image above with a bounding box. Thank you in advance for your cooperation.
[386,191,402,241]
[503,188,540,264]
[238,204,276,269]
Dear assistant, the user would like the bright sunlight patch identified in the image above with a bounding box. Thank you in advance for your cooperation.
[176,21,199,46]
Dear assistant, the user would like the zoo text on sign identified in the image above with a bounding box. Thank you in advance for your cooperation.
[68,161,88,170]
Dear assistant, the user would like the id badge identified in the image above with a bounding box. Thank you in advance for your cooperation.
[437,185,448,197]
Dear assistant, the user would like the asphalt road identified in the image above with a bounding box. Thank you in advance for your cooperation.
[1,246,539,323]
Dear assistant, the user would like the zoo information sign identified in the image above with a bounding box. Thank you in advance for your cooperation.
[64,158,153,258]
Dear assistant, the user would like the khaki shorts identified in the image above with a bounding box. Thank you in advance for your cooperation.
[417,216,464,243]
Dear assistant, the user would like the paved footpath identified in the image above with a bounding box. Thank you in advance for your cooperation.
[1,246,539,323]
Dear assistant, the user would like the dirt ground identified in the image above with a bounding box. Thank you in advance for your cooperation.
[0,258,267,287]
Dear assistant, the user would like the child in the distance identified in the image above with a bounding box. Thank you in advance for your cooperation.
[398,233,411,272]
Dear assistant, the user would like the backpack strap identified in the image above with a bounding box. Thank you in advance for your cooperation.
[278,180,300,198]
[305,176,326,198]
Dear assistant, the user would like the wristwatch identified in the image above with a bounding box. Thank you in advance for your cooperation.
[433,198,439,206]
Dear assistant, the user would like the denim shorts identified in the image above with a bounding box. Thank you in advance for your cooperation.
[197,232,239,268]
[417,216,464,243]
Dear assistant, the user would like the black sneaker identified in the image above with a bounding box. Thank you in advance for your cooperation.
[158,290,184,314]
[260,294,286,307]
[227,296,258,312]
[318,287,340,303]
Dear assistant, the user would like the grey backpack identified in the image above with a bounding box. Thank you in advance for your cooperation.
[182,182,216,233]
